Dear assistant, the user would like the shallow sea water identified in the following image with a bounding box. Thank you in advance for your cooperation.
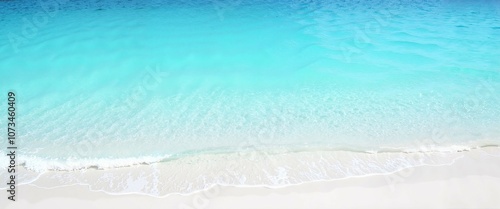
[0,0,499,194]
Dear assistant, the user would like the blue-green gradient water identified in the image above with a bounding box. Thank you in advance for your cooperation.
[1,0,500,173]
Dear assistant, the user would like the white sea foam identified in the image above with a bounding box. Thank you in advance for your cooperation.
[16,155,170,172]
[2,146,499,196]
[0,142,496,173]
[5,147,498,196]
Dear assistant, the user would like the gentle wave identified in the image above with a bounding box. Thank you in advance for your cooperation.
[1,143,498,172]
[2,146,498,196]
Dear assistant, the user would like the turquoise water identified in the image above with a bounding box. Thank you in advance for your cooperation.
[1,0,500,174]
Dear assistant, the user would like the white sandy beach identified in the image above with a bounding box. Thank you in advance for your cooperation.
[2,147,500,209]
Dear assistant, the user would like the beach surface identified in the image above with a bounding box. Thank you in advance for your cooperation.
[2,147,499,209]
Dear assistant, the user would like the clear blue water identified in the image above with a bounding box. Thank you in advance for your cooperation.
[0,0,499,173]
